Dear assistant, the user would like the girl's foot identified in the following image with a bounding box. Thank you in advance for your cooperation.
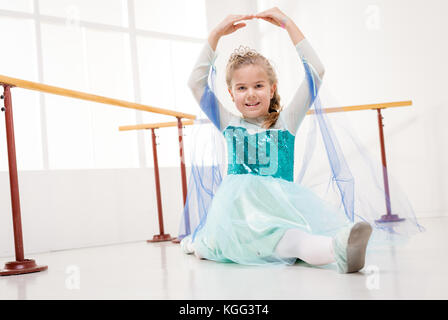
[180,235,205,259]
[180,235,194,254]
[332,222,372,273]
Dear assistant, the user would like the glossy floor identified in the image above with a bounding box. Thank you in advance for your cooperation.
[1,216,447,300]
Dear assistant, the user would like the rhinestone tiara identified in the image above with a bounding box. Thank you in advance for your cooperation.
[228,45,259,62]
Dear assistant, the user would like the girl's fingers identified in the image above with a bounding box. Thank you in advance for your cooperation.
[233,23,246,30]
[255,7,284,20]
[234,15,254,23]
[217,14,254,35]
[256,14,277,23]
[221,22,246,35]
[231,14,252,20]
[255,8,276,18]
[258,16,280,26]
[258,16,271,23]
[227,15,253,30]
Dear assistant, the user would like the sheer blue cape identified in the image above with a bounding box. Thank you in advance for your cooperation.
[177,52,424,250]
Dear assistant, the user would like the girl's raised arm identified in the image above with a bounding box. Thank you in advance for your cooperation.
[188,14,254,131]
[256,7,325,134]
[283,37,325,135]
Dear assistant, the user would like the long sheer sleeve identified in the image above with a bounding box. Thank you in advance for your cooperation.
[187,42,236,131]
[279,38,325,135]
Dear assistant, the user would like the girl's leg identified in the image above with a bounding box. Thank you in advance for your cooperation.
[274,228,335,266]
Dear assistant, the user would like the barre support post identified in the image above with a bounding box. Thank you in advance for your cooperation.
[171,117,189,243]
[375,108,404,224]
[147,128,172,242]
[0,84,48,276]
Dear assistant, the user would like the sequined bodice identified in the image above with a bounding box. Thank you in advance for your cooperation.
[223,126,295,182]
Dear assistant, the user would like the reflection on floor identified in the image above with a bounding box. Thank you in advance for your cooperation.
[0,217,447,300]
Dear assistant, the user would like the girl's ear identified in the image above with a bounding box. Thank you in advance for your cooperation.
[270,83,277,99]
[228,88,234,101]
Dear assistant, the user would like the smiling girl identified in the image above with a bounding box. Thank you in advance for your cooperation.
[182,7,372,274]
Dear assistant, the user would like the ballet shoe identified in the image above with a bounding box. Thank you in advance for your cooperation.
[332,222,372,273]
[180,235,194,254]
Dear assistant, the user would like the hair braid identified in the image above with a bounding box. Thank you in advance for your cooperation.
[263,89,283,129]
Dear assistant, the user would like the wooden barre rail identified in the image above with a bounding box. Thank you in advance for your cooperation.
[306,100,412,114]
[119,120,195,131]
[0,74,196,276]
[0,74,196,120]
[118,100,412,131]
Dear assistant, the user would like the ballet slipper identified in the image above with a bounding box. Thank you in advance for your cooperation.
[332,222,372,273]
[194,250,205,260]
[180,235,194,254]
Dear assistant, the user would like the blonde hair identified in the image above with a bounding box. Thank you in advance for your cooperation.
[226,46,282,129]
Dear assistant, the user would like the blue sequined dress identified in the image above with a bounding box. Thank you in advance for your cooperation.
[190,118,351,265]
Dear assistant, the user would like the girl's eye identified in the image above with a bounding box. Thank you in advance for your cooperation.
[238,86,245,90]
[256,84,263,88]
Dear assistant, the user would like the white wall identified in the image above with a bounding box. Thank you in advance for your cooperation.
[1,0,446,258]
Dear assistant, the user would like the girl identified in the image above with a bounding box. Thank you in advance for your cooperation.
[181,7,372,273]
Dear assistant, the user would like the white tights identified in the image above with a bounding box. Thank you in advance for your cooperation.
[190,228,336,265]
[274,228,336,266]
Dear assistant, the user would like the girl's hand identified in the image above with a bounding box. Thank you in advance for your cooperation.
[208,14,255,50]
[255,7,289,28]
[256,7,304,45]
[212,14,255,37]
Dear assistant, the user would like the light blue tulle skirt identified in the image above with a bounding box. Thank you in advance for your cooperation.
[191,173,354,265]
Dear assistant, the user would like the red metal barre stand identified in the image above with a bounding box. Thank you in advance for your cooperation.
[174,117,189,243]
[0,84,48,276]
[147,126,172,242]
[147,117,189,243]
[375,108,404,224]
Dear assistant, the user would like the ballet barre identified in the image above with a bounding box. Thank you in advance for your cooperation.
[0,74,196,276]
[306,100,412,115]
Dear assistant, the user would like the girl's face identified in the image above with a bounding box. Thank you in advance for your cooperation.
[228,64,276,119]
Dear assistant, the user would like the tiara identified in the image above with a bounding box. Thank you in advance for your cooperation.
[228,45,258,62]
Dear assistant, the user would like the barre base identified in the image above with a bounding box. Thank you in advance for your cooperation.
[0,259,48,276]
[147,234,174,242]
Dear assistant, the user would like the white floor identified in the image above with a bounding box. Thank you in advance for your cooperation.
[1,216,447,300]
